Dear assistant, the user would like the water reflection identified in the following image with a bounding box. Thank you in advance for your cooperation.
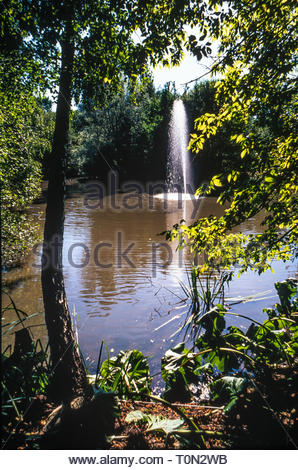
[2,192,296,378]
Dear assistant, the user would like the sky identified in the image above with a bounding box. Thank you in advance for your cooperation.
[49,30,218,109]
[152,48,216,92]
[132,23,219,93]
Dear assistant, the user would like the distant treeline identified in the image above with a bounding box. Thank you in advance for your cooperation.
[39,80,242,187]
[66,80,242,187]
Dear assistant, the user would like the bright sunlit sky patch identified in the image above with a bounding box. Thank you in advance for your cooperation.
[152,47,217,92]
[132,25,219,93]
[49,29,218,109]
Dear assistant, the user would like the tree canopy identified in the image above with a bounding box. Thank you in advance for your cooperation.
[69,81,172,181]
[0,84,53,266]
[167,0,298,274]
[0,0,225,98]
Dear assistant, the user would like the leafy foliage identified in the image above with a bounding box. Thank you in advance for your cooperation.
[210,376,248,414]
[176,268,232,342]
[1,341,50,419]
[69,81,173,180]
[161,278,298,406]
[199,279,297,372]
[167,0,297,274]
[183,80,242,187]
[1,300,50,428]
[125,409,184,435]
[98,349,151,398]
[0,75,54,267]
[2,1,226,101]
[161,342,202,402]
[0,0,57,267]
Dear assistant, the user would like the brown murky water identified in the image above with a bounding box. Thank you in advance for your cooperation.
[2,189,296,384]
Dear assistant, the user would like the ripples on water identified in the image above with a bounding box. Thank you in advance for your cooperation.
[2,192,297,386]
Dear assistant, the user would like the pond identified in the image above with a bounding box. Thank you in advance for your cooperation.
[2,186,296,389]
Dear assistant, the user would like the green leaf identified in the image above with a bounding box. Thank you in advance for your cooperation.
[125,411,184,435]
[99,349,151,397]
[212,177,222,187]
[146,415,184,434]
[125,410,147,423]
[210,376,248,414]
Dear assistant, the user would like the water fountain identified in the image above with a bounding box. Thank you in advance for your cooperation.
[167,99,193,195]
[154,98,198,223]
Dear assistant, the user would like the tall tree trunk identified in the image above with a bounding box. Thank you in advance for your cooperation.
[41,14,91,403]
